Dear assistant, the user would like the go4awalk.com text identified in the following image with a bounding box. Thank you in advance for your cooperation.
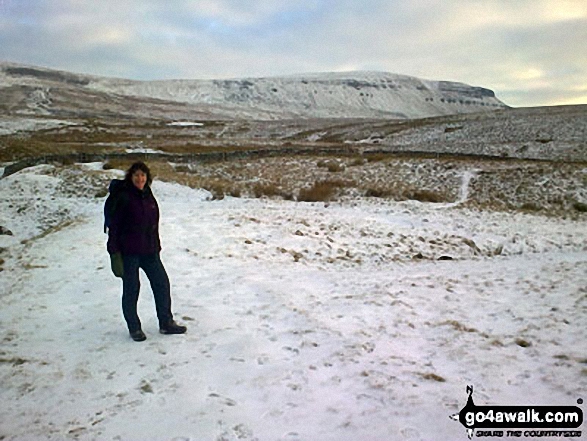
[450,386,583,439]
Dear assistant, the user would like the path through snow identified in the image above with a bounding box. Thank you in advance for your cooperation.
[0,166,585,440]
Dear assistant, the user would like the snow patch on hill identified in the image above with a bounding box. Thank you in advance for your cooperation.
[0,117,77,136]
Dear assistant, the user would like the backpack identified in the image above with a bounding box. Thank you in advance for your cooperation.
[104,179,126,233]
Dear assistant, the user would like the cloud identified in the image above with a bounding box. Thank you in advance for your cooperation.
[0,0,585,106]
[180,0,325,27]
[466,15,587,106]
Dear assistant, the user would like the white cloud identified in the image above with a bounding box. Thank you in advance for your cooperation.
[447,0,586,29]
[562,90,587,106]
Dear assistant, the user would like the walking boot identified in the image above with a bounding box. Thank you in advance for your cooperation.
[159,320,187,335]
[130,329,147,342]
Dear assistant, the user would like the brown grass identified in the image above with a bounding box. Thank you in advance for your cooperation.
[252,183,292,200]
[7,124,579,218]
[405,189,448,203]
[364,187,395,198]
[418,372,446,382]
[298,180,350,202]
[365,153,391,163]
[317,159,345,172]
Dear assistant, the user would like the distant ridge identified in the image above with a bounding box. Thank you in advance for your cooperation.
[0,62,508,120]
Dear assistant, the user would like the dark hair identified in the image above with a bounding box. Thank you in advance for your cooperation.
[125,161,153,186]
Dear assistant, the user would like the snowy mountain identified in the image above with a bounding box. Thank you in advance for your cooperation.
[0,62,508,120]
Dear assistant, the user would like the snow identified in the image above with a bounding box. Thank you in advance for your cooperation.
[85,71,507,120]
[167,122,204,127]
[0,117,77,135]
[125,148,167,154]
[0,165,585,440]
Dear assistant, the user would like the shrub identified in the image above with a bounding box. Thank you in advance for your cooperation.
[201,180,240,200]
[365,187,394,198]
[229,188,242,198]
[573,201,587,213]
[204,182,242,199]
[59,156,76,166]
[365,153,389,163]
[252,183,283,199]
[406,189,447,203]
[317,160,345,173]
[349,156,367,166]
[521,202,542,212]
[327,162,345,173]
[174,164,191,173]
[203,182,231,200]
[102,159,130,171]
[95,188,108,198]
[298,181,340,202]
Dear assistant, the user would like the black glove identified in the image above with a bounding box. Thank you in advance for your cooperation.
[110,253,124,278]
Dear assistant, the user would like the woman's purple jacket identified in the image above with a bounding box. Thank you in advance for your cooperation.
[107,183,162,256]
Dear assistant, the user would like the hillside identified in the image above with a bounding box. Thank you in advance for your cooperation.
[0,62,584,216]
[0,63,508,120]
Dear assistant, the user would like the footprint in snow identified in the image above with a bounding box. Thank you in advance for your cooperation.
[400,427,422,440]
[208,393,237,407]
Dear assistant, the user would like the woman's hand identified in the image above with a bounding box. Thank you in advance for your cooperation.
[110,253,124,278]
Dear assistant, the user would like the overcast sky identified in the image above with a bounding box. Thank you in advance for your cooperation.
[1,0,586,107]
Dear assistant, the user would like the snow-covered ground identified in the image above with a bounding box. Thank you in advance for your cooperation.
[0,117,77,136]
[0,164,585,440]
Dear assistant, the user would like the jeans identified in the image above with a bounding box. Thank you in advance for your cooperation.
[122,253,173,332]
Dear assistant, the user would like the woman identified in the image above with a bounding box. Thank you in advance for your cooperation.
[107,161,186,341]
